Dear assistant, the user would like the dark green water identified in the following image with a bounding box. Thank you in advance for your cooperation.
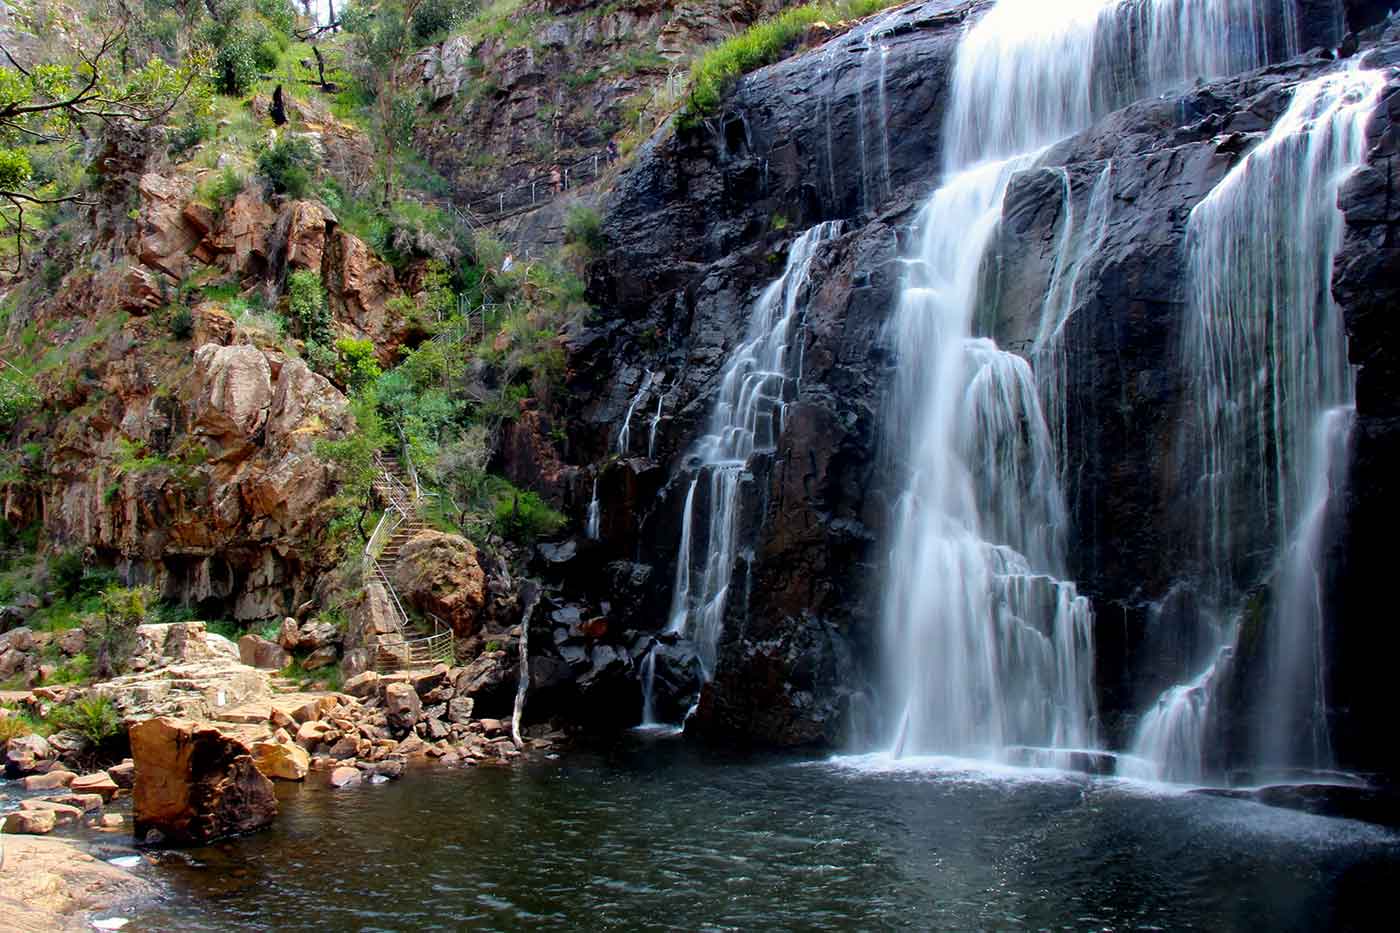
[127,737,1399,931]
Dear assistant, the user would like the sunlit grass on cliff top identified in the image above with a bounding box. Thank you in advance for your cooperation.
[683,0,909,127]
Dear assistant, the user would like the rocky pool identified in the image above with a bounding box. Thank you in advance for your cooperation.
[127,735,1400,931]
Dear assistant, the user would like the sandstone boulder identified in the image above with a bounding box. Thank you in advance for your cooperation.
[325,228,402,362]
[383,682,421,737]
[5,733,54,776]
[95,658,270,722]
[21,770,76,791]
[136,172,199,278]
[45,792,104,813]
[70,771,119,800]
[0,834,157,929]
[18,799,84,825]
[108,759,136,788]
[238,634,290,671]
[452,651,516,717]
[280,199,334,271]
[252,730,311,781]
[130,717,278,845]
[192,302,235,346]
[390,531,487,637]
[213,185,276,276]
[192,344,274,446]
[3,809,57,835]
[342,582,402,676]
[446,696,475,724]
[343,670,381,699]
[0,626,35,652]
[57,628,86,656]
[277,617,300,651]
[302,645,339,670]
[329,765,362,787]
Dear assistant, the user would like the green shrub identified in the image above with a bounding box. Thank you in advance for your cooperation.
[413,0,475,44]
[564,205,605,253]
[49,695,123,744]
[0,373,37,430]
[48,550,88,595]
[44,652,93,685]
[168,305,194,339]
[287,268,331,344]
[0,712,43,742]
[214,37,260,96]
[0,147,31,190]
[195,168,247,211]
[256,135,317,197]
[335,337,383,392]
[492,487,566,544]
[88,585,152,679]
[255,0,298,36]
[683,0,903,126]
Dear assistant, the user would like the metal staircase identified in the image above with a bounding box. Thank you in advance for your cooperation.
[363,441,455,672]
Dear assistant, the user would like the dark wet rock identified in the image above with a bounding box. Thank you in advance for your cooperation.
[1192,783,1400,829]
[453,651,517,718]
[637,635,702,725]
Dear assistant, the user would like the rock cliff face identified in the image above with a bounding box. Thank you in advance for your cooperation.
[0,102,431,621]
[560,0,1400,773]
[404,0,808,225]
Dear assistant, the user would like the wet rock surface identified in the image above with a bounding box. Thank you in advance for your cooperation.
[557,2,1400,757]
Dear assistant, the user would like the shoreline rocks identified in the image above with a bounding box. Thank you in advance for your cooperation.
[0,834,156,931]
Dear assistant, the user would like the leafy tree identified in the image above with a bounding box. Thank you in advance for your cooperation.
[287,267,331,343]
[342,0,427,206]
[0,26,200,268]
[335,336,382,391]
[88,584,153,679]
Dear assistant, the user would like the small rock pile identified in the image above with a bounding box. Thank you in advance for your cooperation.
[2,730,132,837]
[250,660,565,777]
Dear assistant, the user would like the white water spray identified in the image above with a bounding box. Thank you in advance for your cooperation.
[1129,65,1384,782]
[882,0,1303,762]
[644,223,840,723]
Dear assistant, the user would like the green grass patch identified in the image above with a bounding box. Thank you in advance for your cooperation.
[682,0,906,127]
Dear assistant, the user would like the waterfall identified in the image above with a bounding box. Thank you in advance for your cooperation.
[857,28,894,212]
[644,223,840,722]
[1128,65,1384,782]
[881,0,1303,763]
[648,378,669,461]
[585,478,600,541]
[617,371,655,456]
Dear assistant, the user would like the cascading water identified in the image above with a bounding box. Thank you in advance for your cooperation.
[857,28,894,212]
[640,222,840,724]
[648,377,669,461]
[880,0,1305,763]
[1126,64,1384,783]
[585,478,601,541]
[617,371,655,456]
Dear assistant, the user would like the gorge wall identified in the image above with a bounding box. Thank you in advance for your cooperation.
[554,0,1400,778]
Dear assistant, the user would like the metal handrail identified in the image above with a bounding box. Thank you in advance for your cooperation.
[397,424,421,504]
[363,454,456,672]
[374,454,416,515]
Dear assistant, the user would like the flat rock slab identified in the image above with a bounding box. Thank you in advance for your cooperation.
[20,770,76,791]
[0,834,156,930]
